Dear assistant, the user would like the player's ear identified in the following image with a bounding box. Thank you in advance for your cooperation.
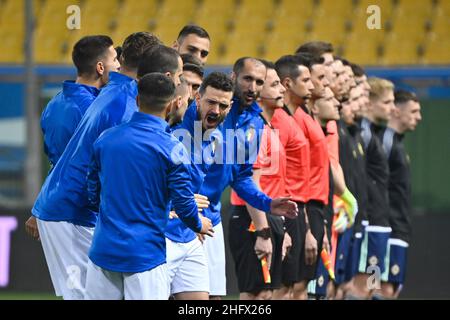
[96,61,105,76]
[230,71,236,82]
[283,78,291,89]
[172,40,179,50]
[176,96,182,109]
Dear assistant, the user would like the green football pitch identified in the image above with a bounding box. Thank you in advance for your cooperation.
[0,292,61,300]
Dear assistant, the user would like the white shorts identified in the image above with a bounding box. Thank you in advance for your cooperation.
[166,237,209,295]
[36,218,94,300]
[203,222,226,296]
[84,260,170,300]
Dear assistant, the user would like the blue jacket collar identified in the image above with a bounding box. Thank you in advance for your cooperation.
[62,80,100,97]
[108,71,136,85]
[231,97,262,116]
[130,111,170,133]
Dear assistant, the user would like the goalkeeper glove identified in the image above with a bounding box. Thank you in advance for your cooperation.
[340,188,358,227]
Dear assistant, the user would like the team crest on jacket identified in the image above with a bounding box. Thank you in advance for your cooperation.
[358,143,364,156]
[318,275,325,287]
[391,264,400,276]
[246,126,256,142]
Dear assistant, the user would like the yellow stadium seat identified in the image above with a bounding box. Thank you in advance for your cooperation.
[311,14,348,45]
[350,9,386,43]
[316,0,353,18]
[355,0,394,18]
[423,33,450,64]
[194,1,236,64]
[35,0,82,63]
[432,9,450,35]
[0,0,448,66]
[62,0,120,63]
[152,0,197,44]
[388,0,432,45]
[344,32,381,65]
[218,0,276,63]
[221,33,262,64]
[195,0,235,41]
[111,0,159,45]
[262,32,306,61]
[278,0,315,19]
[382,33,420,65]
[0,0,25,63]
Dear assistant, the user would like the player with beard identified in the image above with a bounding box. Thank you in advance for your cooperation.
[165,72,234,300]
[229,60,290,300]
[183,57,298,299]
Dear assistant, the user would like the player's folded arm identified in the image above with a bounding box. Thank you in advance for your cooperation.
[86,143,101,211]
[230,163,272,213]
[168,159,202,233]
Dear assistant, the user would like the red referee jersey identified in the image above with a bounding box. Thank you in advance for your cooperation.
[294,107,330,205]
[271,107,310,203]
[231,122,288,206]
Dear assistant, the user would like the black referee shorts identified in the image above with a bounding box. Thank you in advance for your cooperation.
[281,201,305,286]
[228,205,284,294]
[298,200,325,282]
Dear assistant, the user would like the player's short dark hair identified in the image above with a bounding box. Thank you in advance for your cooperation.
[72,35,113,77]
[199,72,234,95]
[115,46,122,60]
[295,41,334,56]
[121,32,162,70]
[177,24,210,42]
[351,63,366,77]
[137,45,180,79]
[395,89,419,105]
[296,52,325,69]
[334,56,350,66]
[259,59,276,71]
[181,54,204,78]
[233,57,266,76]
[275,55,302,82]
[138,73,176,112]
[275,54,319,82]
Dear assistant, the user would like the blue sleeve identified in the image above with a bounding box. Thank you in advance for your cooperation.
[230,163,272,212]
[168,145,202,233]
[41,106,83,166]
[58,106,83,148]
[86,140,101,212]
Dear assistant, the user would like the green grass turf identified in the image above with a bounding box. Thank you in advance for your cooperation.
[0,292,61,300]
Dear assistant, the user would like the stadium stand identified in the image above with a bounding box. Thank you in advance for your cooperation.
[0,0,448,65]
